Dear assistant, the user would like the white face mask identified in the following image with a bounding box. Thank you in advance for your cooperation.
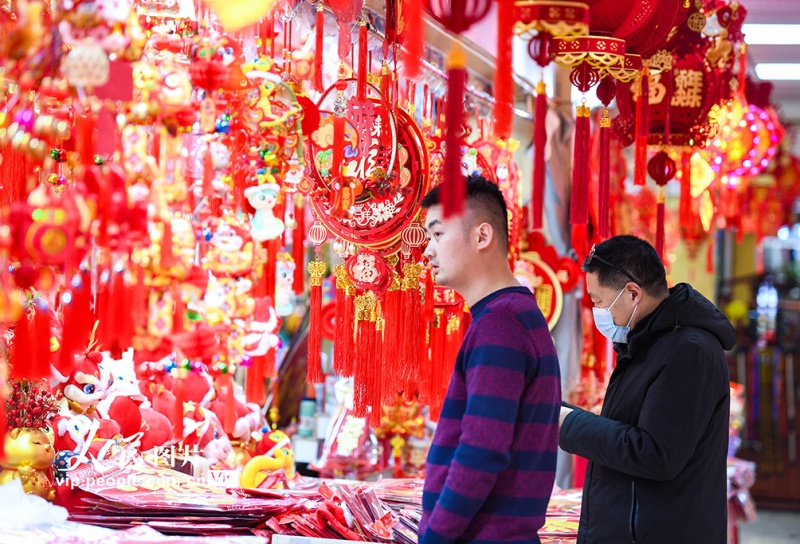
[592,288,638,344]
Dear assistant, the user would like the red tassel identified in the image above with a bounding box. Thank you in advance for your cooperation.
[634,67,650,186]
[493,0,514,139]
[202,145,214,197]
[264,346,276,380]
[399,265,421,390]
[570,105,591,225]
[246,354,265,406]
[443,45,467,218]
[313,6,325,93]
[381,287,402,402]
[306,262,324,384]
[532,82,547,231]
[571,223,588,263]
[0,145,34,205]
[333,266,355,377]
[369,317,384,428]
[109,266,133,358]
[222,373,236,435]
[402,0,423,78]
[292,197,306,296]
[352,293,377,418]
[356,22,368,100]
[173,373,185,440]
[656,189,665,261]
[340,292,356,378]
[131,264,147,333]
[264,238,279,303]
[161,219,175,269]
[679,152,693,226]
[172,284,184,335]
[26,300,53,380]
[79,108,95,166]
[598,110,612,239]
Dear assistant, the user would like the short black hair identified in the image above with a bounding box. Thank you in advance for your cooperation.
[582,235,668,297]
[420,174,509,249]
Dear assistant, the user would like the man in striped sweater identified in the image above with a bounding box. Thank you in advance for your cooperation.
[418,175,561,544]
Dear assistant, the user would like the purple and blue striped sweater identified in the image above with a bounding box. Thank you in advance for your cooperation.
[419,287,561,544]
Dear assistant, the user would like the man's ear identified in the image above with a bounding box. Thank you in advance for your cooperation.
[476,222,493,250]
[627,282,643,302]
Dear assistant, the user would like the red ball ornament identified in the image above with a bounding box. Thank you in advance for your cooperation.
[426,0,492,34]
[647,151,677,187]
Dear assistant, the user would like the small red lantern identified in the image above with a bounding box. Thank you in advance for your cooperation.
[308,220,328,247]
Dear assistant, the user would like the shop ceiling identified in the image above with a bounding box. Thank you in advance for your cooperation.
[744,0,800,126]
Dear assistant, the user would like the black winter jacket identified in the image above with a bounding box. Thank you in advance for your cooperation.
[560,283,736,543]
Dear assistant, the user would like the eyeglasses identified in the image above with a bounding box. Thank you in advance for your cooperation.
[586,244,641,285]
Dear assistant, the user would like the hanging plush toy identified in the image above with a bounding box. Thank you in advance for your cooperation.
[244,173,285,243]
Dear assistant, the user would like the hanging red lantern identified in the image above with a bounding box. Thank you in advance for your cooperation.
[308,220,328,247]
[647,150,676,261]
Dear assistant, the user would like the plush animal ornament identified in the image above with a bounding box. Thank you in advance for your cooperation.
[0,427,57,501]
[244,176,284,243]
[240,297,281,358]
[240,429,295,488]
[56,351,104,415]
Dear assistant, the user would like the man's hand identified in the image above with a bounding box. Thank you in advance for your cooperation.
[559,406,573,427]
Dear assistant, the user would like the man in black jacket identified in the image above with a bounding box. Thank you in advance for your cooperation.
[559,235,735,543]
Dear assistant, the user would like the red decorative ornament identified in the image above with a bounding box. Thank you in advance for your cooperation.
[647,150,676,261]
[309,105,429,254]
[308,220,328,246]
[401,222,426,248]
[346,248,391,294]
